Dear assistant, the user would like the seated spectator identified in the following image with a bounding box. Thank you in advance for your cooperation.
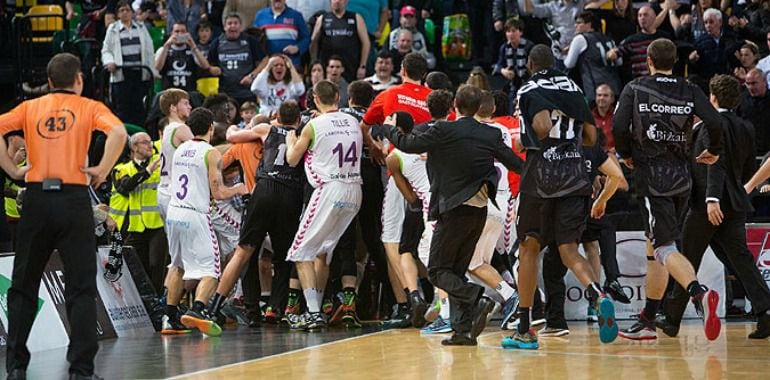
[195,20,214,58]
[688,8,743,81]
[738,68,770,156]
[155,21,211,93]
[389,29,413,74]
[387,6,436,69]
[165,0,203,36]
[102,0,157,126]
[365,50,401,94]
[253,0,310,66]
[735,42,760,82]
[250,55,305,117]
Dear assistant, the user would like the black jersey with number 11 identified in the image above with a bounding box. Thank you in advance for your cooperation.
[257,125,306,188]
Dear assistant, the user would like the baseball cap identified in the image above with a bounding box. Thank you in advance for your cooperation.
[400,6,417,16]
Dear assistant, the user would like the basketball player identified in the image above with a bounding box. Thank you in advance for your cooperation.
[285,80,363,331]
[157,88,193,221]
[164,108,249,336]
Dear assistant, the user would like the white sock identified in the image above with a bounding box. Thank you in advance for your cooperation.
[439,298,450,320]
[316,289,325,311]
[496,281,515,301]
[304,288,320,313]
[501,270,515,285]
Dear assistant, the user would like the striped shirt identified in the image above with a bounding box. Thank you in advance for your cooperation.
[617,30,671,78]
[252,6,310,66]
[118,22,142,67]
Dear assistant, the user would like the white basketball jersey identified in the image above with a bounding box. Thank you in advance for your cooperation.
[169,139,212,213]
[485,121,512,194]
[159,121,185,195]
[394,149,431,211]
[304,111,363,188]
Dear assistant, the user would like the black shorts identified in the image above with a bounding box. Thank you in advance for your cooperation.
[639,194,688,248]
[516,193,589,246]
[580,216,603,243]
[239,179,304,260]
[399,204,425,255]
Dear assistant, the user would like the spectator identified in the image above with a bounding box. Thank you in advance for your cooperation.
[591,84,616,151]
[387,6,436,69]
[520,0,585,66]
[165,0,204,37]
[238,101,257,128]
[738,68,770,155]
[155,21,211,93]
[755,30,770,85]
[325,55,350,107]
[669,0,722,42]
[222,0,268,31]
[392,0,433,27]
[389,29,413,74]
[195,20,214,58]
[465,66,490,90]
[493,18,533,111]
[347,0,389,40]
[688,8,743,81]
[311,0,371,82]
[493,0,520,32]
[308,60,325,87]
[102,0,157,126]
[608,6,672,78]
[735,42,760,82]
[208,13,268,105]
[66,0,117,40]
[251,55,305,116]
[585,0,636,46]
[286,0,330,21]
[365,50,401,94]
[253,0,311,66]
[728,0,770,53]
[564,11,621,102]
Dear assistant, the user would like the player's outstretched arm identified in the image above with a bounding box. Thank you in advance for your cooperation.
[592,154,625,218]
[746,158,770,193]
[207,148,248,200]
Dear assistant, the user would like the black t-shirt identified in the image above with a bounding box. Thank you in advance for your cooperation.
[583,143,608,182]
[208,33,266,100]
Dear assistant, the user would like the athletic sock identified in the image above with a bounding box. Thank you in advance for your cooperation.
[496,281,515,302]
[166,304,179,321]
[439,298,450,320]
[305,288,320,313]
[687,281,706,298]
[642,298,661,321]
[192,301,206,313]
[208,293,226,315]
[517,307,531,334]
[260,291,271,305]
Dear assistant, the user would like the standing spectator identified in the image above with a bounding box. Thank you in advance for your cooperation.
[155,21,211,93]
[347,0,389,40]
[253,0,311,67]
[195,20,214,58]
[325,56,350,107]
[0,52,127,380]
[102,0,157,126]
[591,84,616,151]
[389,29,413,74]
[738,68,770,155]
[208,13,268,105]
[311,0,371,82]
[251,55,305,116]
[286,0,329,21]
[387,6,436,69]
[108,132,166,295]
[492,18,533,113]
[466,0,496,67]
[688,9,743,81]
[165,0,204,37]
[222,0,268,31]
[520,0,585,66]
[758,31,770,85]
[564,12,622,102]
[365,50,401,94]
[585,0,637,46]
[734,42,760,82]
[669,0,722,42]
[493,0,520,32]
[608,6,672,78]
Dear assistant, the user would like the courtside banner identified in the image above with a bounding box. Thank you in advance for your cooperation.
[95,246,155,337]
[557,231,725,321]
[0,255,69,352]
[745,224,770,313]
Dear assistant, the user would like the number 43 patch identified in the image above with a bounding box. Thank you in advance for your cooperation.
[36,109,75,139]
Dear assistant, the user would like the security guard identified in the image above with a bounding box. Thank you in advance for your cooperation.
[109,132,165,294]
[0,53,127,380]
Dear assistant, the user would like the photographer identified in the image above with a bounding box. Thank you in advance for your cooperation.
[155,21,211,93]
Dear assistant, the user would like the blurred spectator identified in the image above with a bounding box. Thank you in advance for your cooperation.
[66,0,117,40]
[734,42,760,82]
[756,31,770,85]
[608,6,672,78]
[155,21,211,92]
[389,29,413,74]
[311,0,371,82]
[208,13,268,105]
[738,68,770,155]
[729,0,770,53]
[564,11,621,102]
[251,55,305,116]
[286,0,330,21]
[688,8,743,81]
[465,66,490,90]
[347,0,389,40]
[223,0,268,31]
[521,0,585,66]
[591,84,616,152]
[326,56,350,107]
[492,18,532,111]
[669,0,723,42]
[392,0,433,27]
[492,0,520,32]
[466,0,496,67]
[585,0,636,46]
[166,0,204,37]
[238,101,258,128]
[253,0,311,66]
[203,94,234,144]
[102,0,157,126]
[387,6,436,69]
[365,50,401,93]
[195,20,214,58]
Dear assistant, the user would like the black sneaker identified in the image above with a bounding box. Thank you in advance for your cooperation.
[380,304,411,329]
[180,309,222,337]
[655,313,680,338]
[618,313,656,340]
[749,311,770,339]
[604,280,631,304]
[410,291,428,329]
[305,312,327,331]
[160,314,191,335]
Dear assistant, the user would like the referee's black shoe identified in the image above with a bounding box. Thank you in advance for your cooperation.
[470,296,495,339]
[749,311,770,339]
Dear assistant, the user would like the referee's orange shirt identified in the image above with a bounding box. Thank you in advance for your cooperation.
[0,92,122,185]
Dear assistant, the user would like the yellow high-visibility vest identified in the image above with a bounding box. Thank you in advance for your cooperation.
[108,155,163,232]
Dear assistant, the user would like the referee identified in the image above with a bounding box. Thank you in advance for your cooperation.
[0,53,127,380]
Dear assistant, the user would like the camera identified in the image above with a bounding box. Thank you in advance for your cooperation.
[175,34,187,44]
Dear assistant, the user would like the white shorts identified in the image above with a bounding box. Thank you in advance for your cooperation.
[381,177,405,243]
[287,182,362,263]
[468,193,509,271]
[157,188,170,222]
[166,206,221,280]
[416,220,435,267]
[211,200,242,256]
[496,194,517,254]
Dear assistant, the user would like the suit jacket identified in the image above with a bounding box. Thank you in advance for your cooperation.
[382,116,524,220]
[691,110,755,213]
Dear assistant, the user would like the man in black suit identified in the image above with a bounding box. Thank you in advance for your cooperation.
[659,74,770,339]
[381,84,524,346]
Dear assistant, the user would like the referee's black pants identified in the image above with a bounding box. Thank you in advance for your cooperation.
[428,205,486,334]
[6,185,98,376]
[664,209,770,324]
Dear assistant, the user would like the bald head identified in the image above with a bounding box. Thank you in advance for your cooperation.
[129,132,154,160]
[638,6,657,33]
[746,68,767,97]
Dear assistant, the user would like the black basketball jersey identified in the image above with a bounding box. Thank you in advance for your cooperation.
[577,31,621,100]
[257,125,306,187]
[583,143,608,182]
[161,45,198,92]
[213,34,258,99]
[318,11,361,80]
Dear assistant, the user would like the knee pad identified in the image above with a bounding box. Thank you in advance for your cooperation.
[653,242,677,265]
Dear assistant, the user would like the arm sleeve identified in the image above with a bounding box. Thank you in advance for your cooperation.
[113,164,151,196]
[250,37,266,63]
[563,34,587,69]
[296,13,311,55]
[208,41,219,65]
[704,126,727,201]
[222,145,238,169]
[530,2,553,19]
[289,80,306,99]
[612,84,635,159]
[362,92,386,125]
[493,43,506,74]
[692,85,723,155]
[92,101,123,134]
[381,121,444,154]
[101,25,117,65]
[0,102,26,136]
[251,70,269,96]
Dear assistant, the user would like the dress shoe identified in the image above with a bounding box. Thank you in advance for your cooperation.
[470,296,494,339]
[749,311,770,339]
[441,333,477,346]
[6,368,26,380]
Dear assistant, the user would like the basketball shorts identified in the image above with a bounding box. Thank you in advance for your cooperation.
[468,192,508,271]
[381,176,406,243]
[211,200,242,256]
[166,205,220,280]
[639,195,689,248]
[516,193,589,246]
